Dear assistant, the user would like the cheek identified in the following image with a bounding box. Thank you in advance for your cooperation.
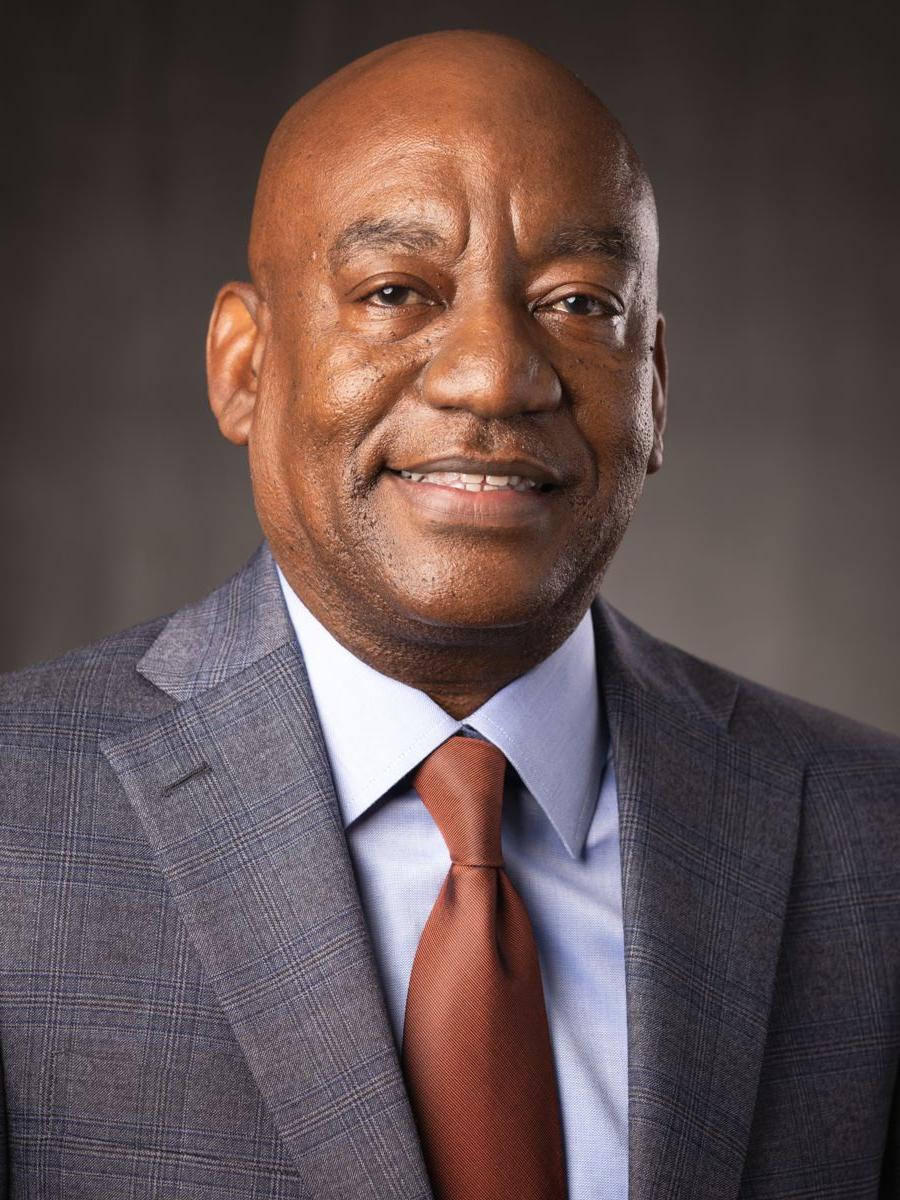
[269,310,425,448]
[576,356,657,486]
[251,325,425,538]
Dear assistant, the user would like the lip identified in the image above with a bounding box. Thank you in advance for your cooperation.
[381,466,559,530]
[387,455,562,488]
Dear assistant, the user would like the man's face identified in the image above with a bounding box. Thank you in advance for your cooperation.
[229,59,665,653]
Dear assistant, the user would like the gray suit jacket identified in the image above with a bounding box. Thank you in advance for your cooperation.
[1,543,898,1199]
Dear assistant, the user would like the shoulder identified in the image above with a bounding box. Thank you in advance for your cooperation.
[0,615,175,746]
[729,669,900,767]
[597,600,900,773]
[599,603,900,891]
[0,543,290,756]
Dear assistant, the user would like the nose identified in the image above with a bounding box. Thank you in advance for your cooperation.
[421,300,562,418]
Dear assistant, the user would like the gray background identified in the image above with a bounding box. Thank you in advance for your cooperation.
[3,0,898,732]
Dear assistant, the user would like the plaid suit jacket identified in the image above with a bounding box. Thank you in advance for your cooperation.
[1,543,898,1199]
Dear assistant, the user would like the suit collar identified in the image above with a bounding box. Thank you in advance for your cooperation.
[591,596,741,730]
[136,542,295,702]
[117,545,800,1199]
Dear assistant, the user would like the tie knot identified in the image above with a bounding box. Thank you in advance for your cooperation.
[412,736,507,866]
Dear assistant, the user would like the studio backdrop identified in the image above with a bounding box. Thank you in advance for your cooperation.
[3,0,898,733]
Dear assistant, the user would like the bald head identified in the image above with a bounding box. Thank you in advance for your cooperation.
[248,31,656,292]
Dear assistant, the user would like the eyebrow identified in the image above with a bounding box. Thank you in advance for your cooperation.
[541,223,639,266]
[327,216,445,269]
[326,215,640,271]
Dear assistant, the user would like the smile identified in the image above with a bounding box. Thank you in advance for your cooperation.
[398,470,540,493]
[382,462,560,531]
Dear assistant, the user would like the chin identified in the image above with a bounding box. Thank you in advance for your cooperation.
[382,576,570,641]
[366,536,598,637]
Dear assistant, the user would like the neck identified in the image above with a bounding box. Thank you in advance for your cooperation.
[370,640,572,720]
[282,574,588,720]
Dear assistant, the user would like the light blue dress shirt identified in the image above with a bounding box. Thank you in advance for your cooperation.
[277,568,628,1200]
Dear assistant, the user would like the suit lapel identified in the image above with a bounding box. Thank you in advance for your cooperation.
[594,601,803,1199]
[102,547,432,1200]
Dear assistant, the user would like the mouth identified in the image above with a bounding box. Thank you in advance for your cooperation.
[384,456,561,494]
[381,455,563,530]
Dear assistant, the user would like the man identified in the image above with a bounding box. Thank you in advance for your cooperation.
[1,28,898,1200]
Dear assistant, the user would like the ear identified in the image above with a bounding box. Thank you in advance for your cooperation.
[206,282,267,446]
[646,312,668,475]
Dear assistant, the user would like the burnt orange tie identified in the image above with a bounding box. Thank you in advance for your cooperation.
[401,735,568,1200]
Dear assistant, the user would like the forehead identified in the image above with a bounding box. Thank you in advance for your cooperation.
[279,103,656,268]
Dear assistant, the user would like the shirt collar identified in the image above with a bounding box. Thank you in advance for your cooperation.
[277,567,606,859]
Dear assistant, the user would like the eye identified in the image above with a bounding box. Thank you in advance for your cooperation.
[367,284,429,308]
[546,292,612,317]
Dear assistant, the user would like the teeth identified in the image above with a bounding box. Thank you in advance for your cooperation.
[398,469,540,492]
